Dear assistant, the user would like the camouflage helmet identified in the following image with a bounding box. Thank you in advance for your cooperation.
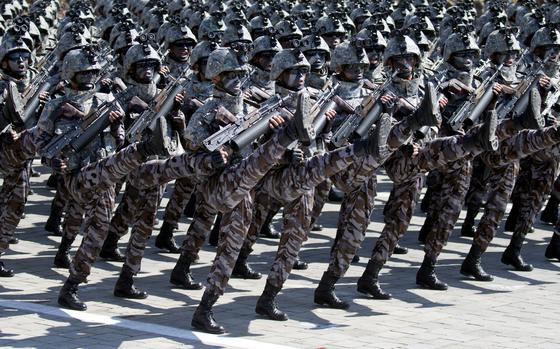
[205,47,248,79]
[442,26,480,61]
[331,40,370,71]
[270,48,310,81]
[361,16,392,36]
[248,15,274,37]
[350,7,372,29]
[356,28,388,49]
[112,28,140,52]
[274,19,303,41]
[61,46,102,81]
[249,34,282,62]
[484,27,521,58]
[382,34,421,66]
[222,23,253,46]
[316,16,347,36]
[300,34,331,58]
[530,25,560,51]
[189,40,220,66]
[123,39,162,75]
[164,23,198,49]
[0,35,31,64]
[54,30,89,60]
[198,16,226,41]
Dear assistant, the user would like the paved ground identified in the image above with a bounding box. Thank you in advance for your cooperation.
[1,161,559,349]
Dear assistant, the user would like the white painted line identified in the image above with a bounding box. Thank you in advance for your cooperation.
[0,298,299,349]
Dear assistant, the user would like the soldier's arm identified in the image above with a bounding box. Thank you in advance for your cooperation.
[184,109,214,152]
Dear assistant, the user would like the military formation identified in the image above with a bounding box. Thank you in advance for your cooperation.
[1,0,560,335]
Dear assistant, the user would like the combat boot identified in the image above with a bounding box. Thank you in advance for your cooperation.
[292,257,309,270]
[418,216,433,244]
[357,260,392,299]
[58,278,87,311]
[0,261,14,277]
[517,87,545,130]
[232,247,261,279]
[328,186,344,203]
[501,231,533,271]
[393,244,408,254]
[184,195,196,218]
[461,244,494,281]
[461,207,478,237]
[44,209,63,236]
[114,265,148,299]
[545,232,560,261]
[99,231,125,262]
[155,221,180,253]
[54,235,74,269]
[541,196,559,225]
[406,81,441,131]
[46,173,59,188]
[416,255,448,290]
[191,290,225,334]
[420,187,433,213]
[255,281,288,321]
[314,271,350,309]
[170,253,202,290]
[278,91,315,146]
[353,112,393,158]
[504,203,519,232]
[259,211,281,238]
[137,128,167,158]
[208,214,221,247]
[463,111,498,152]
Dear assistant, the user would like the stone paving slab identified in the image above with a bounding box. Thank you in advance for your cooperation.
[1,162,559,349]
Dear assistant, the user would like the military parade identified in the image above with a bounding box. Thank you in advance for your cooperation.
[1,0,560,341]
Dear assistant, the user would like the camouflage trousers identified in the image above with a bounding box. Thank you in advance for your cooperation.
[162,176,198,227]
[0,162,30,253]
[241,191,282,253]
[309,179,332,227]
[464,156,490,212]
[68,146,213,283]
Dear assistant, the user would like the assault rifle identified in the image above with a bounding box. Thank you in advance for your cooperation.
[203,94,290,151]
[42,91,127,160]
[331,73,395,147]
[126,69,188,143]
[447,64,503,130]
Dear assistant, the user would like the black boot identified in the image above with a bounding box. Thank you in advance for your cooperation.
[184,195,196,218]
[311,224,323,232]
[8,236,18,244]
[292,257,308,270]
[416,256,448,290]
[393,244,408,255]
[461,207,478,238]
[420,187,433,213]
[232,247,261,279]
[191,290,225,334]
[45,211,63,236]
[46,174,59,188]
[58,279,87,311]
[357,260,392,299]
[0,261,14,277]
[545,232,560,261]
[208,214,221,247]
[114,265,148,299]
[255,281,288,321]
[314,271,349,309]
[170,253,202,290]
[328,186,344,203]
[504,203,519,232]
[155,221,181,253]
[54,236,74,269]
[460,244,494,281]
[541,196,559,225]
[99,231,125,262]
[351,255,360,264]
[501,232,534,271]
[259,211,281,238]
[418,216,432,244]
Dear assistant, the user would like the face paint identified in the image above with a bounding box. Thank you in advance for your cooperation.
[451,50,478,72]
[545,46,560,63]
[392,54,417,79]
[496,50,520,67]
[220,70,246,95]
[170,40,194,62]
[366,48,382,68]
[305,50,327,70]
[322,33,346,49]
[341,63,365,81]
[255,51,275,72]
[283,67,309,90]
[73,70,98,90]
[134,60,157,83]
[5,51,30,77]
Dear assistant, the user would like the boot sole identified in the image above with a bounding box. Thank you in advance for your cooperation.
[313,298,350,310]
[114,291,148,299]
[58,298,87,311]
[356,287,392,300]
[191,322,226,334]
[416,281,448,291]
[459,270,494,282]
[231,273,262,280]
[500,257,534,272]
[255,307,289,321]
[170,278,203,290]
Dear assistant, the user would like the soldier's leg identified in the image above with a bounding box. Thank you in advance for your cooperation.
[505,159,531,231]
[160,177,197,243]
[0,166,29,259]
[54,197,85,269]
[309,179,332,231]
[541,174,560,224]
[45,183,67,236]
[462,156,489,237]
[419,170,443,243]
[462,161,518,281]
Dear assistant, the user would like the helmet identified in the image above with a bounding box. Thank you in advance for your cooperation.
[205,47,248,79]
[442,27,480,61]
[301,34,331,57]
[519,10,546,46]
[222,23,252,46]
[316,16,347,36]
[331,40,369,71]
[270,48,310,80]
[356,28,388,49]
[382,34,421,66]
[484,27,521,58]
[350,8,372,29]
[164,23,197,49]
[249,35,282,62]
[274,19,303,41]
[54,30,89,59]
[361,16,392,36]
[123,40,162,76]
[112,28,139,52]
[531,25,560,51]
[189,40,220,66]
[0,35,31,64]
[248,16,274,38]
[61,46,102,81]
[198,16,226,41]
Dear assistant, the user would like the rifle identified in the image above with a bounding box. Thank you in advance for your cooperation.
[203,94,290,151]
[331,72,395,147]
[42,91,127,160]
[447,64,503,130]
[125,69,189,143]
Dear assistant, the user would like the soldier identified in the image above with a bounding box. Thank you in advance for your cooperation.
[160,20,197,80]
